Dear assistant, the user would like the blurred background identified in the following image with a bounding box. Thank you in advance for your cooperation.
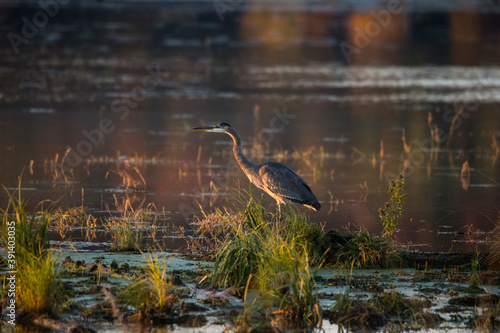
[0,0,499,251]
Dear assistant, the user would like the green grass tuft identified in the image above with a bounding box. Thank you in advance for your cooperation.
[209,196,323,289]
[0,183,62,317]
[334,226,404,268]
[204,195,323,330]
[120,252,176,319]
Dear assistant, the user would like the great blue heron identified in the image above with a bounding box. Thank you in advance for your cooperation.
[193,122,321,212]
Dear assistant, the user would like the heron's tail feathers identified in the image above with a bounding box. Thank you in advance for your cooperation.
[304,200,321,211]
[289,197,321,211]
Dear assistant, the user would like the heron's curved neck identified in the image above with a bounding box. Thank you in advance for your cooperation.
[225,128,259,178]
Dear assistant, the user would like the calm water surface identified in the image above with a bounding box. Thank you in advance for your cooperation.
[0,1,499,252]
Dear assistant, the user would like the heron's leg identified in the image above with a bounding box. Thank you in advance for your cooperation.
[277,201,282,222]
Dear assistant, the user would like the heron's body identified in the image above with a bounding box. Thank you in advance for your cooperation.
[193,122,321,211]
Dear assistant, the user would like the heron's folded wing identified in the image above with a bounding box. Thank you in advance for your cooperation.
[259,162,312,203]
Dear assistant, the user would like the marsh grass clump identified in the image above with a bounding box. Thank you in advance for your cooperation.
[329,288,389,330]
[330,291,432,330]
[368,291,431,318]
[106,160,147,191]
[334,226,404,268]
[120,252,177,320]
[107,217,145,252]
[209,196,323,289]
[52,205,97,240]
[0,185,62,318]
[206,196,323,330]
[105,196,159,252]
[188,206,242,258]
[468,297,500,331]
[257,244,322,328]
[44,148,75,184]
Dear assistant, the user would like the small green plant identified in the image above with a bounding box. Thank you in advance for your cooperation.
[379,174,407,237]
[460,224,485,286]
[106,217,144,252]
[0,184,62,317]
[469,247,481,286]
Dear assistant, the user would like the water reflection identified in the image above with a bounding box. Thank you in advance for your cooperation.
[0,1,499,252]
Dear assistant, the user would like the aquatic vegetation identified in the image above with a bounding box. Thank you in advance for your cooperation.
[330,290,432,330]
[334,226,404,268]
[379,174,407,237]
[52,204,97,240]
[203,196,323,329]
[401,128,412,155]
[257,243,322,329]
[487,212,500,270]
[106,217,144,252]
[120,252,177,321]
[188,205,242,257]
[368,291,431,318]
[468,295,500,331]
[106,160,147,191]
[0,185,63,317]
[332,287,354,314]
[330,175,406,268]
[105,196,160,252]
[331,304,388,330]
[44,148,75,184]
[209,196,323,289]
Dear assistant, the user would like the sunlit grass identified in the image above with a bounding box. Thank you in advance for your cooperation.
[199,195,323,330]
[52,204,97,240]
[104,195,160,252]
[188,205,241,257]
[106,217,144,252]
[43,148,75,184]
[0,183,62,317]
[256,243,322,329]
[120,252,176,320]
[209,196,323,289]
[105,159,148,191]
[334,226,404,268]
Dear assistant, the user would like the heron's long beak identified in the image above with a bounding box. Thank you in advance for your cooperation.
[193,125,226,133]
[192,125,215,131]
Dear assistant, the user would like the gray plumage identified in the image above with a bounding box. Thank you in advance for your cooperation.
[193,122,321,211]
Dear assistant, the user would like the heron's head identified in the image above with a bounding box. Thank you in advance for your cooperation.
[192,122,232,133]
